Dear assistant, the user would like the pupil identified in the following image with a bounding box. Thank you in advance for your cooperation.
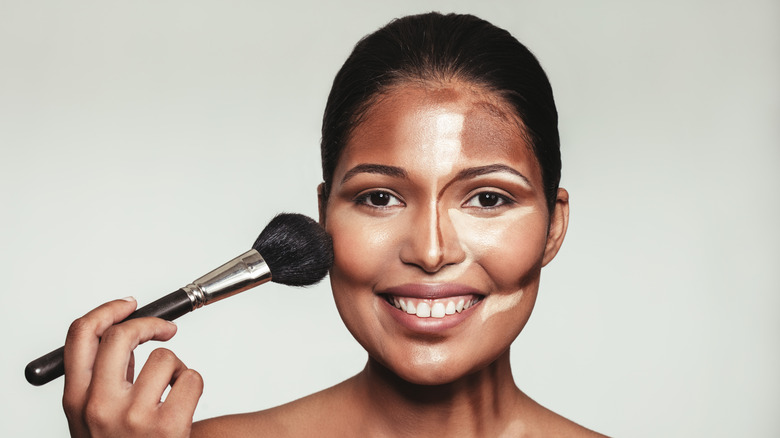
[479,193,499,207]
[370,192,390,206]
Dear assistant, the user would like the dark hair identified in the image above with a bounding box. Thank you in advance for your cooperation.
[321,12,560,212]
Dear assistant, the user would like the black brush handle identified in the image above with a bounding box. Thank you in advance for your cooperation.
[25,288,194,386]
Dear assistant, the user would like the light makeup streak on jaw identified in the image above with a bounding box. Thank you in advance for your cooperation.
[478,291,524,324]
[446,207,526,324]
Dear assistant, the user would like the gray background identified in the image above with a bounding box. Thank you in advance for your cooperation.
[2,0,778,436]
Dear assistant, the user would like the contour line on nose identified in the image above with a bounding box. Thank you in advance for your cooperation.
[400,201,465,272]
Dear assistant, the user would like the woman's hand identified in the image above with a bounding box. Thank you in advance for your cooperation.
[62,297,204,438]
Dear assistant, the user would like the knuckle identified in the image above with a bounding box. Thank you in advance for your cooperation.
[148,347,177,364]
[61,394,80,420]
[66,317,94,342]
[124,404,148,431]
[83,397,111,429]
[180,368,204,392]
[62,391,79,413]
[100,324,129,344]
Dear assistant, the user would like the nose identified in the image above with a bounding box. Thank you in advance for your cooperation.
[399,201,466,273]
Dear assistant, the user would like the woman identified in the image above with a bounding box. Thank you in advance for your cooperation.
[62,13,605,437]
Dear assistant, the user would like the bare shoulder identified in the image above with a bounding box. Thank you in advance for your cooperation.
[191,379,354,438]
[523,397,609,438]
[535,414,609,438]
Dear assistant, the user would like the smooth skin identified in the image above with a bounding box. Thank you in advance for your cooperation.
[64,81,606,437]
[193,82,604,437]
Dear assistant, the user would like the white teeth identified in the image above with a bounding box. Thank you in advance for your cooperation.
[389,295,481,318]
[431,302,446,318]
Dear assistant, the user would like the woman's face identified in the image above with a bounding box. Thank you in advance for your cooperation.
[322,82,568,385]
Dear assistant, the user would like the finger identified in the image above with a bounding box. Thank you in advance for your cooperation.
[161,368,204,426]
[132,347,188,406]
[63,297,138,413]
[90,317,177,396]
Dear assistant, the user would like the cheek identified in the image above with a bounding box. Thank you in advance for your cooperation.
[325,209,404,353]
[448,208,548,290]
[326,206,407,312]
[448,209,547,341]
[328,216,395,288]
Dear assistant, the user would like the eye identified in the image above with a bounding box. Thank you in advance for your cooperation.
[354,190,404,208]
[463,192,512,209]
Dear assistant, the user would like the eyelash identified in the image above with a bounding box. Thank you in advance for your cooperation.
[353,190,404,209]
[462,191,514,209]
[354,190,514,210]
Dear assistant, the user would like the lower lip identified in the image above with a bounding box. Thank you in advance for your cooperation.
[380,296,482,333]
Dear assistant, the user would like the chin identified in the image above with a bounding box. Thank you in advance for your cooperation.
[394,366,474,387]
[375,343,502,387]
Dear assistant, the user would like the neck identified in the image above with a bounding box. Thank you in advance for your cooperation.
[350,349,530,437]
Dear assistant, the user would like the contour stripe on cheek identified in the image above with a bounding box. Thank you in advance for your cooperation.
[446,207,527,323]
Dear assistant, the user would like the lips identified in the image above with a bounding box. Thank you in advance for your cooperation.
[378,284,485,319]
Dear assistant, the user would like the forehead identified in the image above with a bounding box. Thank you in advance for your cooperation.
[338,82,539,178]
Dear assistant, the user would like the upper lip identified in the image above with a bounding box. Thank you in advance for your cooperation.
[378,283,484,299]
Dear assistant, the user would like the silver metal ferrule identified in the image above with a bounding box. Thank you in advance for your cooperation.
[181,249,272,309]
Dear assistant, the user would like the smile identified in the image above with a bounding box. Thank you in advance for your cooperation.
[383,294,483,318]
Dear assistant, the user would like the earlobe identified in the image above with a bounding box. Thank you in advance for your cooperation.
[542,188,569,267]
[317,183,327,226]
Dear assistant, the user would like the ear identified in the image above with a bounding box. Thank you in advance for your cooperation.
[317,183,327,226]
[542,188,569,267]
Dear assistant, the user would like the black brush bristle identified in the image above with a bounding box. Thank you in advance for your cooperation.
[252,213,333,286]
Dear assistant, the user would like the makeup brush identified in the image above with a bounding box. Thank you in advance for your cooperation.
[25,213,333,386]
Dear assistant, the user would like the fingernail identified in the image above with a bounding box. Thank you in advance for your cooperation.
[167,320,177,326]
[121,296,136,302]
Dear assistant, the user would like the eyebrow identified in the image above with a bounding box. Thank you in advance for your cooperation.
[341,163,408,184]
[340,162,531,189]
[433,164,531,200]
[452,164,531,186]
